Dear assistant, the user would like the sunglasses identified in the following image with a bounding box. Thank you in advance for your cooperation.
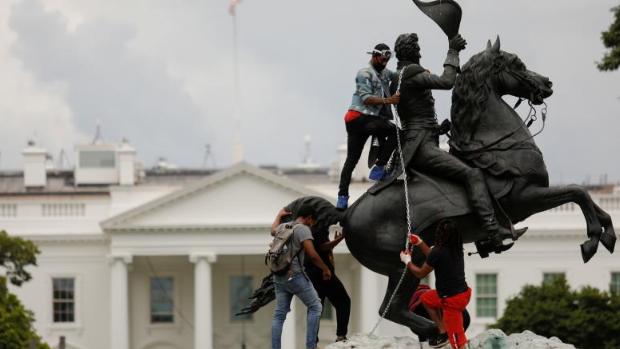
[369,49,392,59]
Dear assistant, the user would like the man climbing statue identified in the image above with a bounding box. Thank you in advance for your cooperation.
[373,32,522,248]
[336,43,400,209]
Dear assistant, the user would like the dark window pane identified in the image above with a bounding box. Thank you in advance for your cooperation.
[611,272,620,295]
[543,273,565,285]
[150,277,174,324]
[52,278,75,323]
[230,276,253,321]
[79,151,116,168]
[321,299,333,320]
[476,274,497,318]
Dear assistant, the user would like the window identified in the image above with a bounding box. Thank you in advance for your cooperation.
[543,272,565,285]
[230,276,253,321]
[611,272,620,295]
[79,150,116,168]
[321,299,334,320]
[476,273,497,318]
[53,278,75,323]
[150,277,174,323]
[0,204,17,217]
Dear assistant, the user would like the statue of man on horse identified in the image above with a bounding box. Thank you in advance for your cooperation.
[370,30,526,254]
[340,0,616,343]
[248,1,617,346]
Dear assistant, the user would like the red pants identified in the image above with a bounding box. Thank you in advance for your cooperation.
[420,288,472,349]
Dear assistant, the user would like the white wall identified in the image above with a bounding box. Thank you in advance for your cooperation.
[10,240,110,349]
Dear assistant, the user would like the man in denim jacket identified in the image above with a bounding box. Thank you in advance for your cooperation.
[336,43,400,209]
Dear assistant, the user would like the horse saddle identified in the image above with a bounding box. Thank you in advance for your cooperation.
[369,169,513,235]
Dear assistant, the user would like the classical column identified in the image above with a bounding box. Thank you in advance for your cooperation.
[190,253,217,349]
[109,254,132,349]
[360,265,380,333]
[281,299,296,348]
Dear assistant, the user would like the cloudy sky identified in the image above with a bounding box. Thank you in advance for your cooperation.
[0,0,618,183]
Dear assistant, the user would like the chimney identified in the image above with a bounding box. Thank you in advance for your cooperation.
[117,139,136,186]
[22,140,47,188]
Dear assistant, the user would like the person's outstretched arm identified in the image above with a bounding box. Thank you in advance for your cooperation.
[304,240,332,280]
[271,208,291,235]
[319,228,344,251]
[400,251,433,279]
[409,233,431,257]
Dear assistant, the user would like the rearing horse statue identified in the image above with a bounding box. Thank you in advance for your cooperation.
[336,38,617,340]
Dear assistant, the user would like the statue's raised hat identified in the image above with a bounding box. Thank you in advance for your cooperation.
[412,0,462,39]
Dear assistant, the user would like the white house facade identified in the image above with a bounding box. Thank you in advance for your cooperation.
[1,141,619,349]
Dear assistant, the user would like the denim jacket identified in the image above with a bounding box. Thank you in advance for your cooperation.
[349,64,398,117]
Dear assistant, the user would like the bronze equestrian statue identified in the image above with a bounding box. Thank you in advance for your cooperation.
[241,1,616,344]
[340,37,616,341]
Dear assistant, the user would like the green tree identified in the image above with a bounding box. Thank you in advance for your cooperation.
[598,5,620,71]
[0,231,50,349]
[492,277,620,349]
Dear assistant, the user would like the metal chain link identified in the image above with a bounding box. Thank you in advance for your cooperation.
[370,66,414,335]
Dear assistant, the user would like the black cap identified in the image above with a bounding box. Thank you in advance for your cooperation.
[374,43,390,51]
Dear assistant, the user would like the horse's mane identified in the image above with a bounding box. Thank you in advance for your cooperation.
[450,50,498,144]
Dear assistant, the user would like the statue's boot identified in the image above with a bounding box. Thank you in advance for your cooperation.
[474,226,527,258]
[483,217,528,246]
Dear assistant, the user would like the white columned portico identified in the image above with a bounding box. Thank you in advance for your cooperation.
[109,254,132,349]
[190,253,217,349]
[360,265,380,333]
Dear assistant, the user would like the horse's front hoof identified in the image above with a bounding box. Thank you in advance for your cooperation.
[580,238,599,263]
[600,228,616,254]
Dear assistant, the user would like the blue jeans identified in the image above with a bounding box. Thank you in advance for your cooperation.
[271,273,322,349]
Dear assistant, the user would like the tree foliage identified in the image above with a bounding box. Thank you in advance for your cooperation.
[598,5,620,71]
[0,231,50,349]
[0,230,39,286]
[491,277,620,349]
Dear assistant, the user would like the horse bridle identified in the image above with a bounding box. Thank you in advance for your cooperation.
[452,65,549,155]
[506,68,547,107]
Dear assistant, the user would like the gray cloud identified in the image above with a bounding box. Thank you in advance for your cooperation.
[2,0,619,183]
[9,0,212,166]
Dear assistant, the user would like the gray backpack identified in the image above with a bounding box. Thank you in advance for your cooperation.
[265,223,301,276]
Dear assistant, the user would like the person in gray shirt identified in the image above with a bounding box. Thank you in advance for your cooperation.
[270,204,332,349]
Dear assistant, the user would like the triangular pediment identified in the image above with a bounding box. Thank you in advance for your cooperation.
[101,163,331,231]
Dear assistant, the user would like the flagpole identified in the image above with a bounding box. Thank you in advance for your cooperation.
[231,3,244,163]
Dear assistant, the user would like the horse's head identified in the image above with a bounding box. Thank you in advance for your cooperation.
[482,37,553,104]
[451,37,553,142]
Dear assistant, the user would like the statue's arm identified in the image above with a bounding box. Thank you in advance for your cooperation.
[407,49,460,90]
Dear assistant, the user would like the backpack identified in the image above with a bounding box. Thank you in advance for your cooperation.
[265,223,302,276]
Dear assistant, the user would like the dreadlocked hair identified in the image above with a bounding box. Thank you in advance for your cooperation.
[434,219,463,257]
